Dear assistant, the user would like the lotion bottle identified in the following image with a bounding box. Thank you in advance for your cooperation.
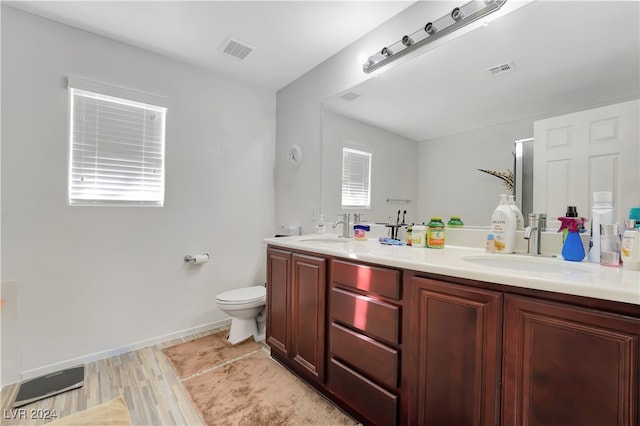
[507,195,524,230]
[491,194,517,253]
[621,219,640,270]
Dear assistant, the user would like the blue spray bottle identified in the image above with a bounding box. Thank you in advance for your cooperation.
[557,217,586,262]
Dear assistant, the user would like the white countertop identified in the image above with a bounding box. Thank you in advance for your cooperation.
[264,235,640,306]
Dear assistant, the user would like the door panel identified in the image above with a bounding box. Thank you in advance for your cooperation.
[291,253,326,382]
[502,295,639,426]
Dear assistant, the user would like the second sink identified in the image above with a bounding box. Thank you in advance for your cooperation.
[461,255,594,275]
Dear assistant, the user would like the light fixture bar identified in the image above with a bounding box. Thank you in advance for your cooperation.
[363,0,507,74]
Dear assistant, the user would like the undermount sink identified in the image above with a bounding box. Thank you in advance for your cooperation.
[461,255,594,275]
[298,236,350,243]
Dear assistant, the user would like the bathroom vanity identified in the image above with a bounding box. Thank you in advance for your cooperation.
[264,236,640,426]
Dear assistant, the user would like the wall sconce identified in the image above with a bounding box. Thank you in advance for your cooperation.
[363,0,506,74]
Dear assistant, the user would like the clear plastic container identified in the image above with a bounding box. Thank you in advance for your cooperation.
[588,191,614,263]
[600,223,620,267]
[412,225,427,247]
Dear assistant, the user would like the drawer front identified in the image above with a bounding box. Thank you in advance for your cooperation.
[332,260,400,300]
[328,358,397,426]
[330,287,401,345]
[330,323,398,389]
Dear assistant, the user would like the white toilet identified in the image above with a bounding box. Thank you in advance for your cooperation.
[216,286,266,345]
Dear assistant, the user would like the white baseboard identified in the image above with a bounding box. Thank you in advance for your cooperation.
[14,319,231,385]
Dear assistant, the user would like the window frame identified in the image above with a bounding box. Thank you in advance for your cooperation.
[67,77,168,207]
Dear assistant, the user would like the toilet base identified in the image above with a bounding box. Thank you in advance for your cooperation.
[254,328,265,342]
[226,317,258,345]
[255,307,266,342]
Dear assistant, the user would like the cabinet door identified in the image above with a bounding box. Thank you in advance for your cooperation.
[291,253,327,383]
[266,247,291,357]
[408,276,502,426]
[502,295,639,426]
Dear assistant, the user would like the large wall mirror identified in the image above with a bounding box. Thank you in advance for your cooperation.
[321,1,639,227]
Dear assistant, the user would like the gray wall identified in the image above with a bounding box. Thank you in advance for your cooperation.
[274,2,455,234]
[1,7,275,384]
[417,118,533,226]
[322,110,419,224]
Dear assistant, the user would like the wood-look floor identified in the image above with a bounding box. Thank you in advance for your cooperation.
[0,326,246,426]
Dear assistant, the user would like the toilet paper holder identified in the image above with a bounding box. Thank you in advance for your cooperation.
[184,253,210,263]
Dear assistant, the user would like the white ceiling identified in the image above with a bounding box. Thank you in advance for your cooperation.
[324,1,640,141]
[5,1,414,91]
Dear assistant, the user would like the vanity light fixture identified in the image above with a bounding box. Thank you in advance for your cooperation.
[451,7,464,21]
[363,0,507,74]
[424,22,436,34]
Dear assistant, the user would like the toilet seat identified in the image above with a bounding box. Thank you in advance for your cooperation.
[216,286,266,305]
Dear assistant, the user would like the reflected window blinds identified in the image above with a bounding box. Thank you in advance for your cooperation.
[341,147,372,209]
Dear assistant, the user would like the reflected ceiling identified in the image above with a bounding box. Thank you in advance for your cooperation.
[324,1,640,141]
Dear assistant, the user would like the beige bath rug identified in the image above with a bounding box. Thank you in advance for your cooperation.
[182,350,357,426]
[163,330,260,379]
[48,396,131,426]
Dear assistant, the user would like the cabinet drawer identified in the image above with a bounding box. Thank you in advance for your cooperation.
[328,358,397,426]
[330,287,400,345]
[332,260,400,300]
[330,323,398,389]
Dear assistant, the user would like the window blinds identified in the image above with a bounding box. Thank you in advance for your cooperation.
[68,78,167,206]
[341,147,372,208]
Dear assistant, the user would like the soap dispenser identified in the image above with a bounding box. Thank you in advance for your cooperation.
[491,194,517,253]
[557,216,586,261]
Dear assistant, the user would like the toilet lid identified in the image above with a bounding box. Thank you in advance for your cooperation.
[217,286,266,303]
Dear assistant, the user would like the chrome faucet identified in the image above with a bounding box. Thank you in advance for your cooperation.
[524,213,546,255]
[332,213,351,238]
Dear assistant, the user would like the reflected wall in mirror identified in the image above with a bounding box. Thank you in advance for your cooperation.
[321,1,639,226]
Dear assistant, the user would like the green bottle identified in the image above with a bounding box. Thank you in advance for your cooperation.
[447,216,464,228]
[427,217,445,248]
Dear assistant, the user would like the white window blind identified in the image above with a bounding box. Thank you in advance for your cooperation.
[68,78,167,206]
[341,147,372,208]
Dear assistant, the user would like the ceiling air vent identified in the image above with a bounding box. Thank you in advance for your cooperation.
[487,61,515,76]
[221,37,254,60]
[339,91,362,101]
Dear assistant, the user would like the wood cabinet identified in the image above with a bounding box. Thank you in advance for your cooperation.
[502,295,639,426]
[266,247,326,383]
[327,260,402,425]
[406,274,640,426]
[267,245,640,426]
[406,275,502,426]
[290,252,326,382]
[266,247,291,357]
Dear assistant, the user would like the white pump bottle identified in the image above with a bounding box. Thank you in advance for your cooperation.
[491,194,517,253]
